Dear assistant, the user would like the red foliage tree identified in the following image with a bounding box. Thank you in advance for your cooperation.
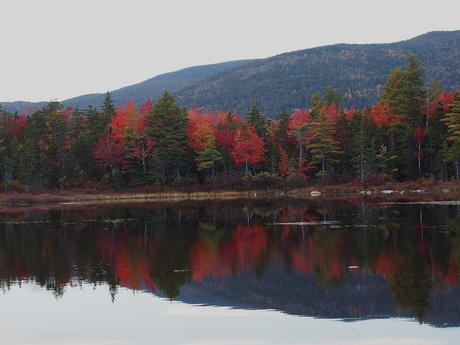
[93,136,126,173]
[369,103,400,127]
[231,127,266,173]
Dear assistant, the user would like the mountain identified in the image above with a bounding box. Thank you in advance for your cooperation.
[62,60,251,109]
[175,30,460,116]
[0,101,48,114]
[0,60,251,113]
[1,30,460,116]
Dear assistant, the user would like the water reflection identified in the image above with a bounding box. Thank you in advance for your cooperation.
[1,200,460,327]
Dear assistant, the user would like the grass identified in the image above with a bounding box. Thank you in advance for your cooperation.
[0,180,458,207]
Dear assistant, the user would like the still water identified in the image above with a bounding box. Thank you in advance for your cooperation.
[1,199,460,344]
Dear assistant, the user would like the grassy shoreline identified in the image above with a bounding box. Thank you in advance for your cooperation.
[0,181,459,207]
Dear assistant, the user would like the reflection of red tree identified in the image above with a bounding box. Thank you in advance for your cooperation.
[444,265,459,286]
[232,224,268,269]
[96,229,156,293]
[291,249,312,274]
[191,224,268,282]
[375,253,399,278]
[191,238,229,282]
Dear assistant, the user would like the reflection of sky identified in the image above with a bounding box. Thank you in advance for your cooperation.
[0,283,458,345]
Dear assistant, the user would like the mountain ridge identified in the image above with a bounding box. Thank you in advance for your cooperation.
[1,30,459,115]
[175,30,460,116]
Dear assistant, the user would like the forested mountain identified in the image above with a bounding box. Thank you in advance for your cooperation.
[1,30,459,116]
[62,60,251,109]
[0,101,48,115]
[176,30,460,116]
[0,60,251,113]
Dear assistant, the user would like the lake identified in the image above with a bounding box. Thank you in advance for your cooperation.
[1,199,460,345]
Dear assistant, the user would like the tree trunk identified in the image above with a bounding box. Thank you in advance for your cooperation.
[298,134,304,174]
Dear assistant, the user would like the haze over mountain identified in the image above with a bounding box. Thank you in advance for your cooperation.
[1,30,459,116]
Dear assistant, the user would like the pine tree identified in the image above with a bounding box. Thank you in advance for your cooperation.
[247,105,267,138]
[441,92,460,179]
[350,113,375,183]
[69,110,95,179]
[195,138,223,177]
[102,92,116,117]
[380,55,426,179]
[381,55,425,125]
[306,110,342,180]
[146,92,189,184]
[17,103,63,187]
[310,93,323,118]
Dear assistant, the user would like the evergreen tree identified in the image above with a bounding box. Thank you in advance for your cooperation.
[102,92,116,117]
[195,138,223,177]
[380,56,426,179]
[0,110,21,185]
[441,92,460,179]
[247,105,267,137]
[375,144,397,176]
[69,110,95,179]
[18,103,59,186]
[306,110,342,180]
[350,113,375,183]
[381,55,425,125]
[310,92,323,118]
[146,92,189,184]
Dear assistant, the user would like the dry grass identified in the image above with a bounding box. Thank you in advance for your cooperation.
[0,181,459,209]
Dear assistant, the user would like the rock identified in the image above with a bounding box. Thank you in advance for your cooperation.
[381,190,395,194]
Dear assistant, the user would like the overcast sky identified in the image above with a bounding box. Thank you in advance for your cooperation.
[1,0,459,102]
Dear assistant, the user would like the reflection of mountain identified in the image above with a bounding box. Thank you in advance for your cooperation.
[174,269,460,328]
[170,270,460,328]
[1,201,460,327]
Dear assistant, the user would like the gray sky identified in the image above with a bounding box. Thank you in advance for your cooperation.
[1,0,459,102]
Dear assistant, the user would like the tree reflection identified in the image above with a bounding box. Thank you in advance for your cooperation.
[0,200,460,324]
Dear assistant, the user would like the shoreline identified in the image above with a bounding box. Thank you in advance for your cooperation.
[0,181,459,207]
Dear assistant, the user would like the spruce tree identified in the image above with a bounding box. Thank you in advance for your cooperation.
[146,92,189,184]
[441,92,460,179]
[102,92,116,117]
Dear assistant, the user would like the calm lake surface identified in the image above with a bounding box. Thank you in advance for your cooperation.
[1,199,460,345]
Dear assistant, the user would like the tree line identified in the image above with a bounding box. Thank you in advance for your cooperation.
[0,55,460,191]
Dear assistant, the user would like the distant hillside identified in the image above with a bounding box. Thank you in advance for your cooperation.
[2,30,460,116]
[0,60,251,113]
[62,60,251,109]
[0,101,47,114]
[175,30,460,116]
